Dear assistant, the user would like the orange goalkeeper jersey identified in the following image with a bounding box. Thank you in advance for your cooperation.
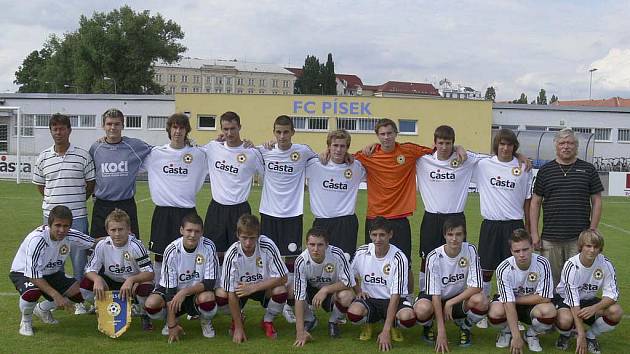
[356,142,433,219]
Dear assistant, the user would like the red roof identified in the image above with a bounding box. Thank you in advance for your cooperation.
[372,81,440,96]
[554,97,630,107]
[285,67,363,88]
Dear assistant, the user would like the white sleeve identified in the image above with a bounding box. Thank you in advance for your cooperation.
[221,248,238,292]
[601,259,619,302]
[25,237,47,278]
[332,247,354,287]
[84,242,105,274]
[160,248,179,289]
[389,252,409,295]
[293,256,308,301]
[131,240,153,273]
[67,229,95,249]
[535,256,553,299]
[466,245,483,289]
[561,260,581,307]
[203,241,219,281]
[497,262,514,303]
[264,241,288,278]
[425,251,441,296]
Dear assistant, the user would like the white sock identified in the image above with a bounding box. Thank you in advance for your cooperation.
[154,261,162,284]
[80,288,94,302]
[39,300,56,312]
[587,317,616,338]
[147,307,166,320]
[530,318,552,335]
[303,305,315,322]
[483,281,492,297]
[330,302,344,323]
[418,271,426,292]
[264,298,285,322]
[350,314,368,325]
[19,298,37,321]
[199,306,217,320]
[466,309,486,326]
[417,318,433,327]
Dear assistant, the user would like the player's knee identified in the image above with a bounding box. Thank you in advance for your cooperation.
[414,299,433,319]
[271,285,287,296]
[135,283,153,297]
[336,290,354,306]
[469,292,489,310]
[197,291,215,303]
[144,294,164,311]
[555,311,573,330]
[271,292,288,304]
[606,304,623,322]
[21,289,42,302]
[396,309,416,328]
[79,277,94,291]
[533,303,556,319]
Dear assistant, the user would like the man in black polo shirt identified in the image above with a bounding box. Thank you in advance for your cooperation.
[530,128,603,285]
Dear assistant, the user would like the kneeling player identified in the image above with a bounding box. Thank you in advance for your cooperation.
[80,209,154,330]
[293,228,355,346]
[488,229,556,353]
[413,217,488,351]
[9,205,97,336]
[347,217,416,352]
[215,214,289,342]
[144,213,219,342]
[554,230,622,354]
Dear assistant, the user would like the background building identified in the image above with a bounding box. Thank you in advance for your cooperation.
[438,78,482,99]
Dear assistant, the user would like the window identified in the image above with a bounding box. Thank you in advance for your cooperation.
[259,89,265,94]
[206,76,212,84]
[148,115,168,129]
[283,91,289,95]
[215,88,222,93]
[237,78,243,85]
[168,87,175,94]
[125,115,142,129]
[547,126,562,131]
[248,89,254,94]
[283,80,289,88]
[193,75,200,84]
[618,129,630,142]
[593,128,611,141]
[336,117,379,132]
[168,74,176,82]
[291,116,328,131]
[248,78,255,86]
[192,87,200,93]
[215,77,223,85]
[181,75,188,83]
[66,115,96,128]
[226,77,232,85]
[226,88,231,94]
[237,88,243,94]
[206,88,212,93]
[0,124,7,151]
[398,119,417,134]
[272,79,278,87]
[259,79,265,87]
[198,115,216,130]
[272,90,278,95]
[155,74,162,82]
[12,114,34,137]
[181,86,188,93]
[525,125,546,131]
[572,127,592,134]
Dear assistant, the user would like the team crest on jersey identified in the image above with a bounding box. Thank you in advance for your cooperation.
[325,263,335,273]
[594,268,604,280]
[458,257,468,268]
[123,251,131,260]
[236,153,247,163]
[527,272,538,282]
[396,155,405,165]
[344,169,353,179]
[107,302,122,316]
[290,152,300,161]
[195,254,205,265]
[256,256,263,268]
[450,159,460,168]
[183,153,193,164]
[59,244,69,256]
[511,167,522,176]
[383,263,391,275]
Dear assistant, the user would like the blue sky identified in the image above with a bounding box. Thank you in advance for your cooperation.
[1,0,629,101]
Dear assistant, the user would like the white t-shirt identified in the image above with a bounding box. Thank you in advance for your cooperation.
[556,254,619,307]
[221,235,288,292]
[416,151,480,214]
[496,253,553,303]
[473,156,533,220]
[85,236,153,283]
[294,245,355,301]
[160,237,219,291]
[425,242,482,299]
[143,144,208,208]
[306,159,366,218]
[259,144,317,217]
[351,243,409,299]
[203,141,264,205]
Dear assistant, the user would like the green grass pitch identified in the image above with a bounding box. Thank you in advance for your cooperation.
[0,180,628,353]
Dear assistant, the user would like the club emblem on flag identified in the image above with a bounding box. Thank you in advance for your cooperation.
[256,256,263,268]
[594,268,604,280]
[396,155,405,165]
[512,167,521,176]
[383,263,391,275]
[527,272,538,282]
[458,257,468,268]
[325,263,335,273]
[96,290,131,338]
[123,251,130,260]
[344,169,353,179]
[291,152,300,161]
[59,244,69,256]
[450,159,460,168]
[237,153,247,163]
[196,254,205,265]
[183,153,193,164]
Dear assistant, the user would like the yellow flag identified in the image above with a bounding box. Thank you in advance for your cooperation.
[95,290,132,338]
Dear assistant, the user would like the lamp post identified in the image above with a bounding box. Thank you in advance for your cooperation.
[104,76,117,94]
[45,81,58,93]
[318,83,323,95]
[63,84,78,94]
[589,68,598,100]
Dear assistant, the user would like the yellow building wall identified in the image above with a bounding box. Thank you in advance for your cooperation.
[176,94,492,153]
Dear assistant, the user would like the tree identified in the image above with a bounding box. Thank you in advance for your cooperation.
[536,88,547,105]
[294,54,336,95]
[484,86,496,102]
[550,94,559,104]
[323,53,337,95]
[511,93,528,104]
[14,6,186,94]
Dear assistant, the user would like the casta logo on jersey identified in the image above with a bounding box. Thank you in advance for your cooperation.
[490,176,515,188]
[580,283,599,291]
[323,178,348,190]
[364,272,387,285]
[179,270,200,281]
[109,263,133,274]
[215,160,239,174]
[310,275,333,283]
[240,272,263,282]
[267,161,293,173]
[430,169,455,180]
[45,260,63,269]
[101,161,128,176]
[441,273,465,285]
[162,163,188,175]
[515,286,534,295]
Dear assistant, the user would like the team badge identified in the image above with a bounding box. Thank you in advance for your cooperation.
[59,244,69,256]
[183,153,193,164]
[96,290,131,338]
[256,256,263,268]
[123,251,131,261]
[236,153,247,163]
[458,257,469,268]
[107,302,121,316]
[325,263,335,273]
[196,254,205,265]
[594,268,604,280]
[344,169,353,179]
[291,152,300,161]
[511,167,522,176]
[383,263,391,275]
[527,272,538,282]
[450,159,460,168]
[396,155,405,165]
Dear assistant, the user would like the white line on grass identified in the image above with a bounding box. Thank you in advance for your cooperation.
[600,222,630,235]
[136,197,151,203]
[0,292,16,296]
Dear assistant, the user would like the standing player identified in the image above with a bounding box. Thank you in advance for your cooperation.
[293,228,355,346]
[215,214,289,342]
[89,108,152,239]
[413,217,488,350]
[554,230,622,354]
[346,217,416,352]
[144,213,219,342]
[203,111,264,263]
[9,206,97,336]
[80,209,154,330]
[488,229,556,353]
[142,113,208,283]
[473,128,533,299]
[306,129,365,259]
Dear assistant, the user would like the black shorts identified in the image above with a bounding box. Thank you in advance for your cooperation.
[82,273,125,291]
[353,297,412,323]
[491,294,535,325]
[415,292,467,319]
[420,211,466,259]
[91,198,140,239]
[204,200,251,254]
[10,271,76,301]
[313,214,358,259]
[239,290,270,309]
[153,286,201,317]
[260,213,303,257]
[478,219,524,271]
[553,294,600,325]
[306,285,334,312]
[365,217,412,263]
[150,206,197,255]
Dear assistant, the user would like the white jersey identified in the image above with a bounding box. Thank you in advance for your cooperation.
[143,144,208,208]
[85,236,153,283]
[556,254,619,307]
[473,156,533,220]
[203,141,264,205]
[496,254,553,303]
[425,242,482,300]
[351,243,409,299]
[294,245,355,301]
[416,151,480,213]
[10,225,94,278]
[306,159,366,218]
[259,144,317,217]
[160,237,219,291]
[221,235,288,292]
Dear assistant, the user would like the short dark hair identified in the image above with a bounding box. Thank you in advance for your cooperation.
[220,111,241,127]
[102,108,124,126]
[166,113,191,140]
[48,205,73,226]
[509,228,532,246]
[434,125,455,143]
[237,214,260,235]
[492,128,519,156]
[443,216,466,236]
[181,213,203,229]
[49,113,71,130]
[274,115,294,131]
[369,216,393,234]
[374,118,398,134]
[306,228,329,243]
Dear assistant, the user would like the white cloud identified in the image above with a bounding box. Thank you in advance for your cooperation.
[591,48,630,91]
